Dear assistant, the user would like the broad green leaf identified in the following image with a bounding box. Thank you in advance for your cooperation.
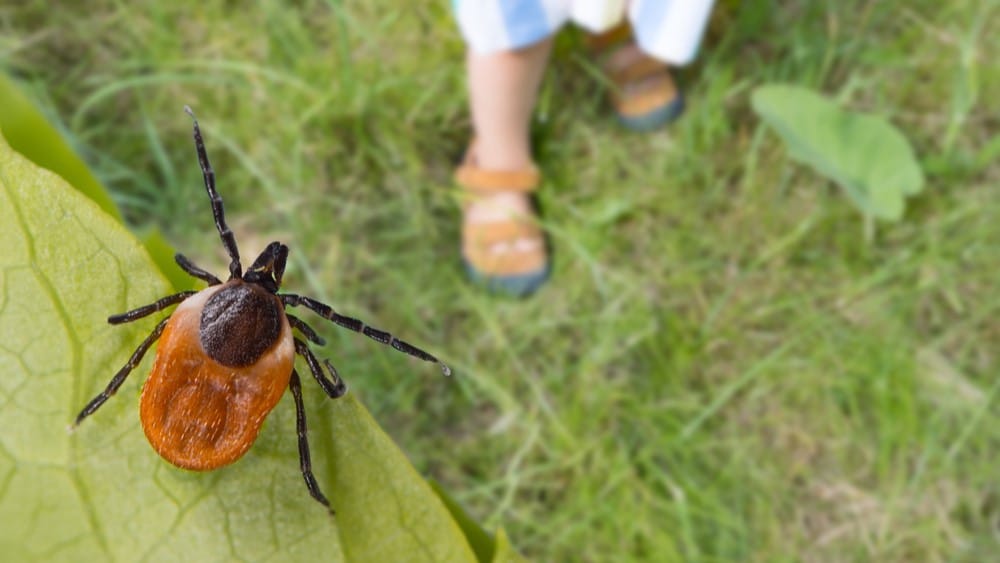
[0,73,190,291]
[431,480,496,562]
[751,84,924,221]
[323,397,477,562]
[0,131,479,561]
[0,74,120,220]
[491,529,527,563]
[429,481,528,563]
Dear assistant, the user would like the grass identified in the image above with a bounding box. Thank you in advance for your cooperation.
[3,0,998,560]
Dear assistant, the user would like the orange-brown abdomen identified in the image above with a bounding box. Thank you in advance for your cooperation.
[139,284,294,470]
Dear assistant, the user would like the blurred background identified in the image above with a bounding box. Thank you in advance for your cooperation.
[2,1,997,560]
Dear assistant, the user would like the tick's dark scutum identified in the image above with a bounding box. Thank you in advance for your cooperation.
[199,281,283,367]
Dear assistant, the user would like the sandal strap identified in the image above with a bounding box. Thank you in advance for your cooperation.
[606,55,667,85]
[454,141,540,194]
[455,163,540,194]
[613,73,678,117]
[463,219,540,246]
[463,221,547,276]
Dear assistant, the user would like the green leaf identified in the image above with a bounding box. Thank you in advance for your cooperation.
[428,482,528,563]
[0,73,190,291]
[0,131,480,561]
[430,480,497,562]
[491,529,528,563]
[322,397,478,562]
[0,74,120,220]
[751,84,924,221]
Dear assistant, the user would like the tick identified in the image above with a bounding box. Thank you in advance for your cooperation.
[74,106,450,512]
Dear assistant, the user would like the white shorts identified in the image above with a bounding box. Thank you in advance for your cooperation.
[453,0,716,65]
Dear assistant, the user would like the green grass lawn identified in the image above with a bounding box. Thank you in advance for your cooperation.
[3,1,998,561]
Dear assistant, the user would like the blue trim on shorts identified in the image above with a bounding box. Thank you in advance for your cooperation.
[634,0,669,50]
[500,0,553,49]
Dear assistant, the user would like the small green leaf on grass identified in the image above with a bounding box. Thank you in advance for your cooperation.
[751,84,924,221]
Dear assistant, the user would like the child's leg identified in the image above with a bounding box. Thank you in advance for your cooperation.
[466,38,552,172]
[458,39,553,295]
[465,38,551,226]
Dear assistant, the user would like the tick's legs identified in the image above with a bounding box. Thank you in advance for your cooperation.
[175,253,222,286]
[184,106,242,280]
[287,315,325,345]
[294,338,347,399]
[289,369,332,513]
[74,317,170,426]
[282,294,451,376]
[107,292,197,325]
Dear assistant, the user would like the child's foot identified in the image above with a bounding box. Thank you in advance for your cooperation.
[606,43,685,130]
[456,149,549,296]
[590,25,685,131]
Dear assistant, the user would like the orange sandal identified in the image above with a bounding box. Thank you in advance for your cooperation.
[455,148,550,296]
[589,23,685,131]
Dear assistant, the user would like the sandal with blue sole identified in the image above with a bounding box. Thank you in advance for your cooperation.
[455,148,550,297]
[589,23,685,131]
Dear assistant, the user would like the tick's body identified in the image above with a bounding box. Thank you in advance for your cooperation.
[74,107,449,512]
[140,281,294,470]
